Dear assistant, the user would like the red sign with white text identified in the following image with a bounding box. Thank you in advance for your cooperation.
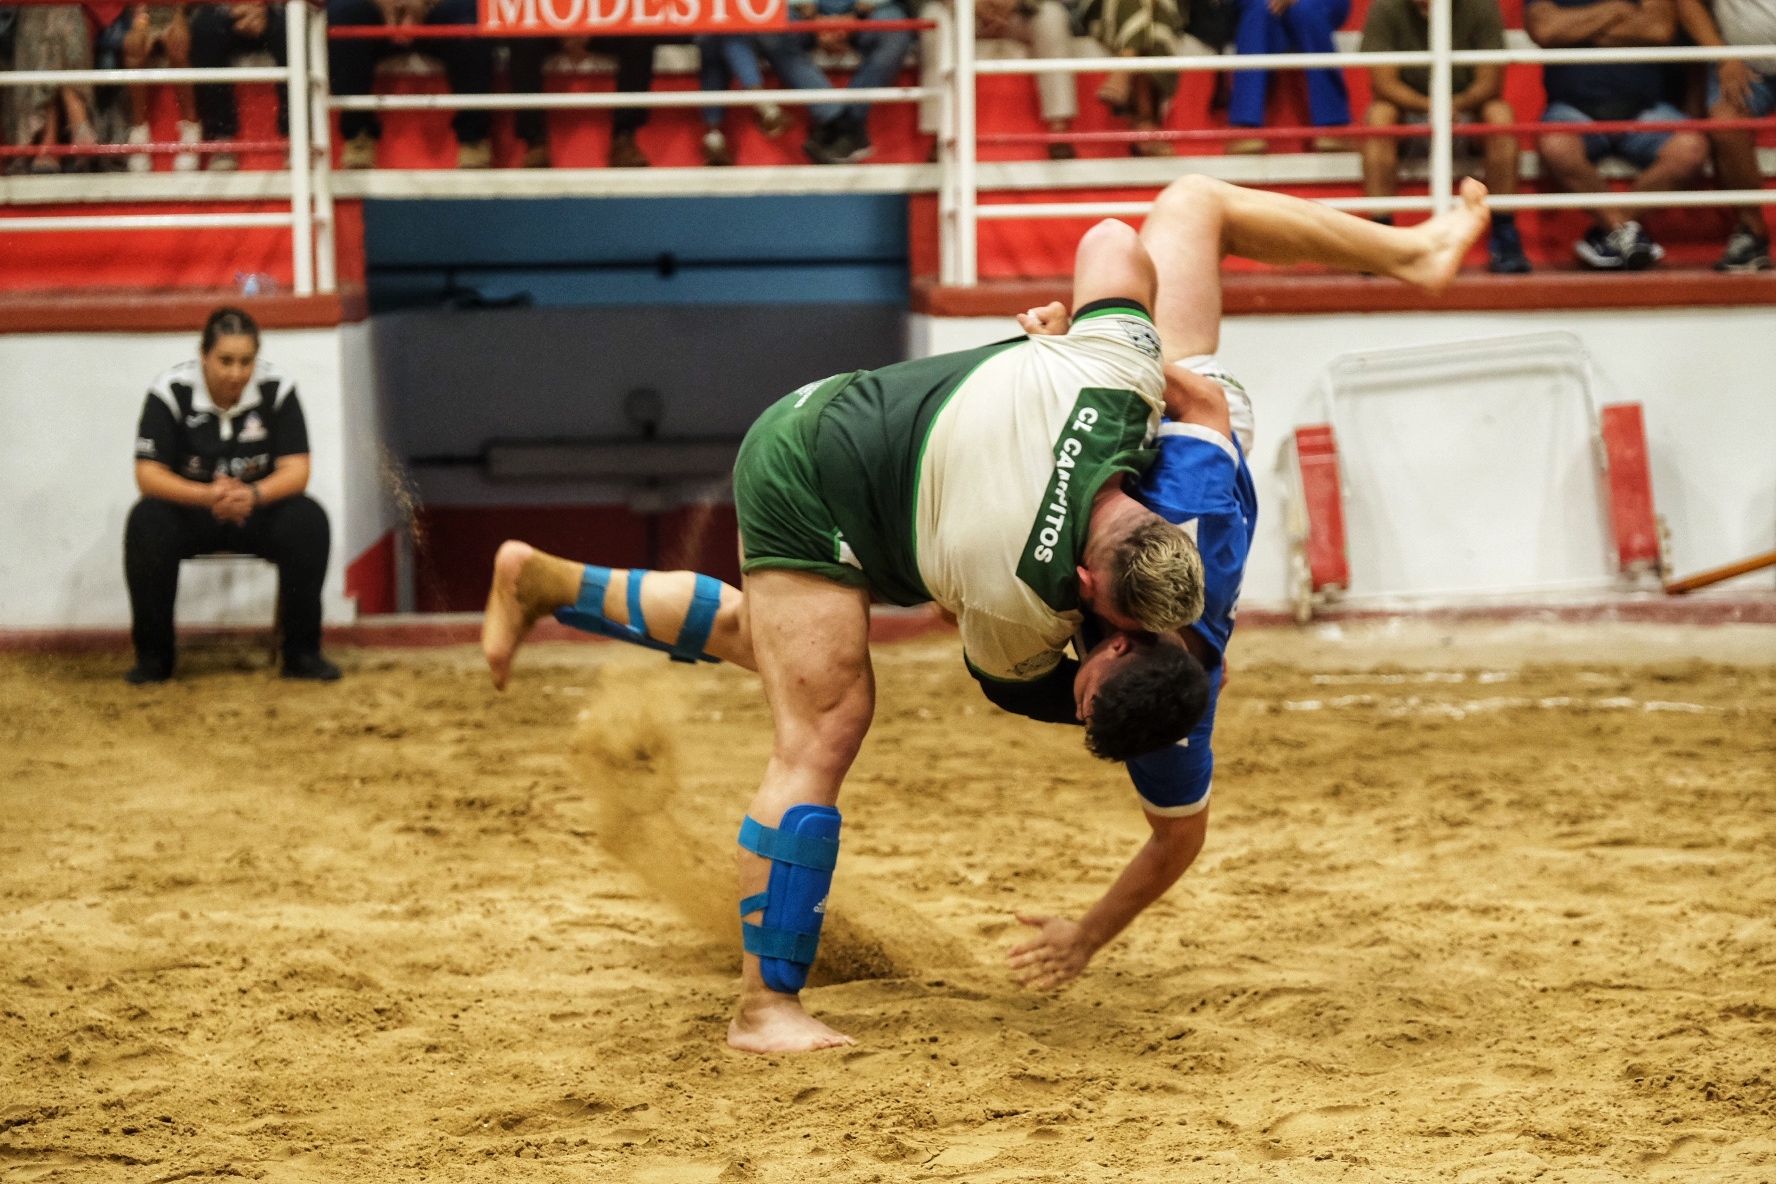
[480,0,787,35]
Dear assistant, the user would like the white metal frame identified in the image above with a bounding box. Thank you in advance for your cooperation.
[961,36,1776,277]
[1,5,1773,294]
[0,6,331,295]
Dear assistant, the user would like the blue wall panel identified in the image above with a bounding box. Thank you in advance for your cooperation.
[363,194,910,310]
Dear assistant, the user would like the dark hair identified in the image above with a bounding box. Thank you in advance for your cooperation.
[201,306,260,355]
[1084,641,1210,762]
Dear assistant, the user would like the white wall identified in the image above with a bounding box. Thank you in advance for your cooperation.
[912,307,1776,610]
[3,306,1770,630]
[0,327,390,630]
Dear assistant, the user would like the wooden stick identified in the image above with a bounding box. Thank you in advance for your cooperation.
[1664,550,1776,595]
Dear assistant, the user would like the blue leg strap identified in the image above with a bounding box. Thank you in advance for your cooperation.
[738,805,841,994]
[669,573,724,665]
[552,566,722,664]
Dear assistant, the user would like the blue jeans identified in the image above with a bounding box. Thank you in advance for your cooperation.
[756,4,914,128]
[1708,65,1776,116]
[1542,100,1684,169]
[697,35,769,127]
[1229,0,1350,129]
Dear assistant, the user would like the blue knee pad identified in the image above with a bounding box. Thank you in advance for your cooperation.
[737,805,841,994]
[552,566,722,664]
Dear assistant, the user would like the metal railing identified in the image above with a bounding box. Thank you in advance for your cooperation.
[0,0,334,294]
[0,0,1772,294]
[948,0,1776,281]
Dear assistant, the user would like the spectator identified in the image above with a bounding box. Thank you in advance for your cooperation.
[125,307,340,685]
[1360,0,1530,272]
[1527,0,1707,269]
[695,34,791,166]
[1677,0,1774,270]
[509,36,663,169]
[328,0,494,169]
[759,0,916,164]
[6,4,99,174]
[117,4,201,171]
[1084,0,1186,155]
[188,2,287,172]
[1227,0,1351,153]
[918,0,1079,160]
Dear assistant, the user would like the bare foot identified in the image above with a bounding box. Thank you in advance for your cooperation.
[483,539,542,691]
[1403,176,1491,293]
[727,993,855,1054]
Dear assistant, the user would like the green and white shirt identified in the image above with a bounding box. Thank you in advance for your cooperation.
[812,300,1167,681]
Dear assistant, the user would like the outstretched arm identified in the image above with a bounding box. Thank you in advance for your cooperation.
[1008,806,1209,989]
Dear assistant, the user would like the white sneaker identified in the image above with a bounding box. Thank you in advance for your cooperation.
[126,123,152,173]
[174,120,201,172]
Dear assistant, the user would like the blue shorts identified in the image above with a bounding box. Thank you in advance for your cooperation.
[1541,100,1687,169]
[1707,66,1776,117]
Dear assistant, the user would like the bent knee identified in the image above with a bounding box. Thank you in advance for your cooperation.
[1664,132,1709,171]
[1152,172,1224,216]
[1080,216,1143,255]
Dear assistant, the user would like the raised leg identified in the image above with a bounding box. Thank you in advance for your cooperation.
[727,569,873,1054]
[1139,173,1489,359]
[482,540,753,690]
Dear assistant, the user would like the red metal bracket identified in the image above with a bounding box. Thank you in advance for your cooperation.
[1293,423,1350,595]
[1598,403,1663,577]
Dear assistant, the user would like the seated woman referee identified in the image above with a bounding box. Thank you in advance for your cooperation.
[123,307,340,684]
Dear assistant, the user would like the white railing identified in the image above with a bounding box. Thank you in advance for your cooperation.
[952,0,1776,282]
[0,0,332,295]
[1,2,1773,294]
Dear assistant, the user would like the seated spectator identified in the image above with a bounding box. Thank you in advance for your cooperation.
[117,4,200,171]
[1227,0,1351,154]
[1360,0,1529,272]
[917,0,1079,160]
[328,0,494,169]
[758,0,916,164]
[126,307,340,684]
[510,36,663,169]
[1527,0,1707,269]
[1678,0,1774,271]
[6,4,99,174]
[1083,0,1185,156]
[188,2,288,172]
[695,34,791,166]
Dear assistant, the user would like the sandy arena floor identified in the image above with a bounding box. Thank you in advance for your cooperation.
[2,620,1774,1183]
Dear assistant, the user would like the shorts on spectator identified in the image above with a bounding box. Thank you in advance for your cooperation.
[1707,66,1776,116]
[1393,109,1492,160]
[1541,100,1686,169]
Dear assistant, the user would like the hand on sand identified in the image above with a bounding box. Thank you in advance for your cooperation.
[1008,913,1094,991]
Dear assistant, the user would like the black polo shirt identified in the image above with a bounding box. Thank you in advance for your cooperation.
[134,359,309,485]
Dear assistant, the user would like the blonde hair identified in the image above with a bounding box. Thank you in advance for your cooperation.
[1109,518,1205,633]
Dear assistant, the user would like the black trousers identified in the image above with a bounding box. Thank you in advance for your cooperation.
[124,495,331,668]
[327,0,493,144]
[508,37,661,146]
[188,3,289,140]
